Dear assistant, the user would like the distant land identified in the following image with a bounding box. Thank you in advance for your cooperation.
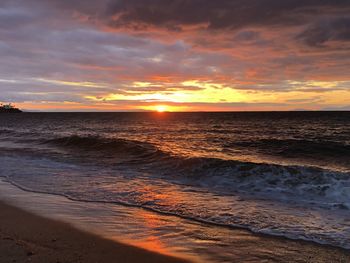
[0,104,22,113]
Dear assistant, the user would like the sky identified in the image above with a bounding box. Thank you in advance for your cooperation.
[0,0,350,112]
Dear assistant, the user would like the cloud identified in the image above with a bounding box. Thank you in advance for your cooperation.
[322,105,350,111]
[102,0,350,30]
[297,17,350,47]
[0,0,350,111]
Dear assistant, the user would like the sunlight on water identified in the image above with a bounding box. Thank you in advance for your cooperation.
[0,112,350,261]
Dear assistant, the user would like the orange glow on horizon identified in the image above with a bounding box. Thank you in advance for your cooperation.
[139,104,189,112]
[155,105,167,112]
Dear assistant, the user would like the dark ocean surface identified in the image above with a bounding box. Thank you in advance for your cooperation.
[0,112,349,251]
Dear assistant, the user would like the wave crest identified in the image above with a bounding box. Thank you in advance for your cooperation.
[225,138,350,161]
[43,135,350,209]
[44,135,164,161]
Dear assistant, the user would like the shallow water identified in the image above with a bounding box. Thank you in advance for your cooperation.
[0,112,349,253]
[2,179,349,263]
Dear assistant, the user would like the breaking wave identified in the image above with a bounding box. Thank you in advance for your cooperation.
[46,135,161,157]
[42,135,350,210]
[224,138,350,169]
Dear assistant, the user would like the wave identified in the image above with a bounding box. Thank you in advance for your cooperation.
[224,138,350,170]
[2,134,349,210]
[3,177,349,251]
[0,128,43,142]
[226,138,350,157]
[1,155,350,250]
[42,135,350,209]
[44,135,166,162]
[163,157,350,209]
[2,134,350,250]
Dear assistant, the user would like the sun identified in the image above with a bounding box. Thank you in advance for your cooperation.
[155,105,168,112]
[141,104,188,112]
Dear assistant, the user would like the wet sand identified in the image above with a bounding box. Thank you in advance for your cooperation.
[0,201,190,263]
[1,199,350,263]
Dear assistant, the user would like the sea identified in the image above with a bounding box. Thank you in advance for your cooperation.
[0,112,349,261]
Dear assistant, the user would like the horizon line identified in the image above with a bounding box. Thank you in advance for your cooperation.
[20,110,350,113]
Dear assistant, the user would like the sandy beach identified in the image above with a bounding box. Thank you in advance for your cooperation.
[0,201,189,263]
[1,199,350,263]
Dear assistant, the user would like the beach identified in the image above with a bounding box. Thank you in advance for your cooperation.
[1,199,350,263]
[1,0,350,260]
[0,200,189,263]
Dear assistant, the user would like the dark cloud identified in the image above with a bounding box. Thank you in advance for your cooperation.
[102,0,350,30]
[297,17,350,47]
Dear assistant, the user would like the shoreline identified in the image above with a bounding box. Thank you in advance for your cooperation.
[3,179,350,252]
[0,200,191,263]
[6,181,350,253]
[1,180,350,262]
[0,180,350,263]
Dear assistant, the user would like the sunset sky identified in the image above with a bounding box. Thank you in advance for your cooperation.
[1,0,350,111]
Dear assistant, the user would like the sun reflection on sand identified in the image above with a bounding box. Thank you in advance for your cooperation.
[132,211,169,253]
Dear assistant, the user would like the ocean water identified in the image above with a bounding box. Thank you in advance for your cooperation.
[0,112,349,256]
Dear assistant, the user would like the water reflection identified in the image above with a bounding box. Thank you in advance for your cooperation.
[1,180,348,263]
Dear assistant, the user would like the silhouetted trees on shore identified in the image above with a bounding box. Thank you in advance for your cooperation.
[0,103,22,113]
